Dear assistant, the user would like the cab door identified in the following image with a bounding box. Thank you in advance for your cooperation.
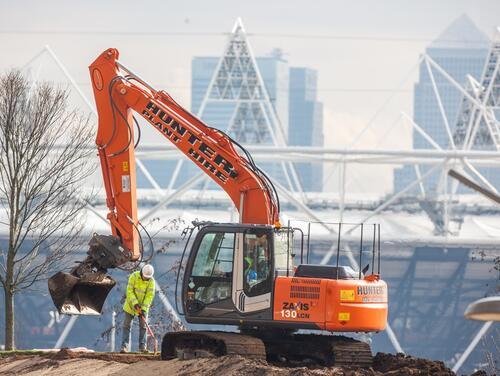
[232,229,273,313]
[184,230,236,316]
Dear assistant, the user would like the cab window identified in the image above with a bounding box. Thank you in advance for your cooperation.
[190,232,234,305]
[274,229,294,273]
[243,231,272,297]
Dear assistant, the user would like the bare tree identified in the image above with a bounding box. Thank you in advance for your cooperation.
[0,70,94,350]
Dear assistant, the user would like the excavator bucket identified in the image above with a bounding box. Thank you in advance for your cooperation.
[48,271,116,315]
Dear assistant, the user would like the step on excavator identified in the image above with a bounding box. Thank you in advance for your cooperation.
[48,48,388,367]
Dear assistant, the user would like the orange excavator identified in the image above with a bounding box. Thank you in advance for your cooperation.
[48,48,387,366]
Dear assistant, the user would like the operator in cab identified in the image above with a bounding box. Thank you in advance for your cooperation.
[120,264,156,353]
[244,233,271,294]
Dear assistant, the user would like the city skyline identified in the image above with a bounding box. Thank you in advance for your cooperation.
[1,1,499,194]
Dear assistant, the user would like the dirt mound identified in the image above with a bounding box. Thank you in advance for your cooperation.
[373,353,455,375]
[0,350,462,375]
[120,355,373,376]
[0,356,61,374]
[47,348,158,363]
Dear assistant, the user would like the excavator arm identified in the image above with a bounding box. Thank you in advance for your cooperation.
[48,48,280,314]
[91,48,280,260]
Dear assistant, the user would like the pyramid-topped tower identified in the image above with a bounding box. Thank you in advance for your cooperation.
[198,18,283,145]
[429,14,490,50]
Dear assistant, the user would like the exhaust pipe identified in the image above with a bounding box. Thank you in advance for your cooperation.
[48,234,131,315]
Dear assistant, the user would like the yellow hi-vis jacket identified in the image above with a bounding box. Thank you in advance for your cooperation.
[123,271,156,316]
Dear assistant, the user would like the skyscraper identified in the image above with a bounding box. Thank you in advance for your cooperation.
[289,67,324,191]
[393,15,490,193]
[190,51,323,192]
[187,52,290,189]
[191,52,290,137]
[137,50,291,190]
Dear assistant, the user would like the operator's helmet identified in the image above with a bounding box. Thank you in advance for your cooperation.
[247,270,257,283]
[141,264,155,279]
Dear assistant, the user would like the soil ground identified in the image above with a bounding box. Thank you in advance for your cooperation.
[0,349,463,375]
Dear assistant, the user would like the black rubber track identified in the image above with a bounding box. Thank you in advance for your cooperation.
[259,333,373,368]
[161,331,266,360]
[161,330,372,368]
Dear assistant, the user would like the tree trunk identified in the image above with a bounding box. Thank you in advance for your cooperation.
[4,288,14,350]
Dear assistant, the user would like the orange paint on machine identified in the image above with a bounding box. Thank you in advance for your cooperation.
[273,275,387,332]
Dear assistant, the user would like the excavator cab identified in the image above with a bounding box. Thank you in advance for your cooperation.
[176,221,387,334]
[179,222,292,324]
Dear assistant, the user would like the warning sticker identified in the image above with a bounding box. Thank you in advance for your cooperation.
[122,161,129,172]
[338,312,350,321]
[122,175,131,192]
[340,290,355,301]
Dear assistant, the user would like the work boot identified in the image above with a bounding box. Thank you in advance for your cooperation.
[120,347,128,354]
[139,348,149,354]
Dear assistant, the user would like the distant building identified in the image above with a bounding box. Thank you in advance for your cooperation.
[136,35,323,192]
[393,15,490,193]
[191,51,290,138]
[289,67,324,191]
[188,51,323,192]
[186,53,290,188]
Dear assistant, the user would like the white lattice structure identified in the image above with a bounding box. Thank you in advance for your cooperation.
[454,27,500,150]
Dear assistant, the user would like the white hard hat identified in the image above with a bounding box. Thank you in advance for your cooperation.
[141,264,154,279]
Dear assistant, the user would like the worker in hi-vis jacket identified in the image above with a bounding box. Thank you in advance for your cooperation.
[120,264,156,352]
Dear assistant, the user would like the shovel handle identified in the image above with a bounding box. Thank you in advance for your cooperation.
[140,314,158,354]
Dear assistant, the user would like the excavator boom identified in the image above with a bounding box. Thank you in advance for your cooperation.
[48,48,280,314]
[92,48,279,259]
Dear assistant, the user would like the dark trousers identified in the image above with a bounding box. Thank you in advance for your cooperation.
[120,311,148,351]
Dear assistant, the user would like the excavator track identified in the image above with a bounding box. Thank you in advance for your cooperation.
[259,333,373,368]
[161,331,266,360]
[161,331,372,368]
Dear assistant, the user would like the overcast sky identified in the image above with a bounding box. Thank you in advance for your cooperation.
[0,0,498,192]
